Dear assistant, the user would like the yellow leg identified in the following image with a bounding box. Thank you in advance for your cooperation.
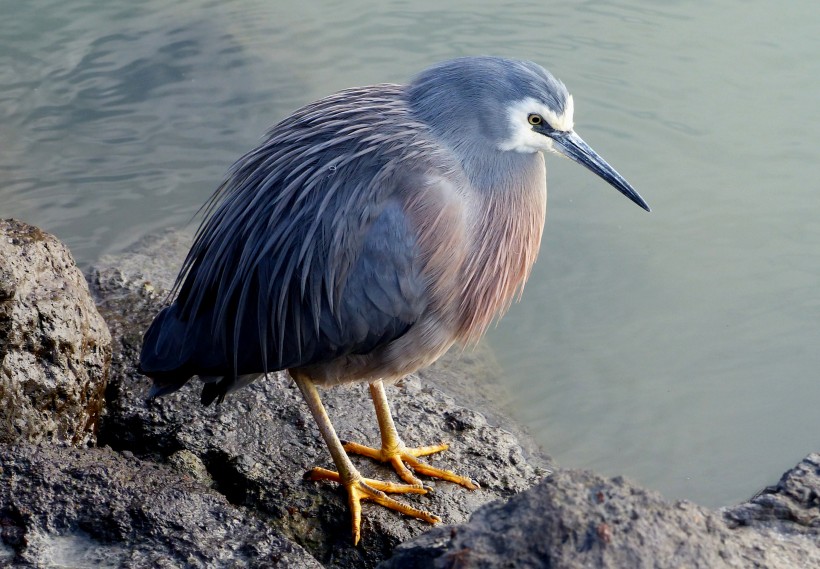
[343,380,480,490]
[291,371,440,545]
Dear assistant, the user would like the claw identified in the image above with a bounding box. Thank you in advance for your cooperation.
[343,440,480,490]
[308,467,439,545]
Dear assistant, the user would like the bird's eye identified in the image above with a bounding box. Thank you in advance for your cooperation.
[528,114,543,126]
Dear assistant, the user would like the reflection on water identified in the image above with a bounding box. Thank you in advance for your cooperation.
[2,0,820,507]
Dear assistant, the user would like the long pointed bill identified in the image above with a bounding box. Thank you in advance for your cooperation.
[551,130,650,212]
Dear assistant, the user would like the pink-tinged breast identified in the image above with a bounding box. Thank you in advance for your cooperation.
[457,154,547,345]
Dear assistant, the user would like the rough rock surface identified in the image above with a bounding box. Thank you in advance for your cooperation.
[380,459,820,569]
[0,442,321,568]
[88,230,552,568]
[0,219,111,446]
[724,452,820,533]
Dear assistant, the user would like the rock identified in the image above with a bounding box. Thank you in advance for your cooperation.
[0,442,321,568]
[724,452,820,532]
[0,219,111,446]
[379,461,820,569]
[88,230,552,568]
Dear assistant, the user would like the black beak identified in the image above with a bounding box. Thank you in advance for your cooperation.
[548,130,650,212]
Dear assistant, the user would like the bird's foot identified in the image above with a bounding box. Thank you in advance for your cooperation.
[342,440,480,490]
[307,467,440,545]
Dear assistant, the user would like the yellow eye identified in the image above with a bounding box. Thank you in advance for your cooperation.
[528,114,543,126]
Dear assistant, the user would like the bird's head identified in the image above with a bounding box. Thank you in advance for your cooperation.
[408,56,649,211]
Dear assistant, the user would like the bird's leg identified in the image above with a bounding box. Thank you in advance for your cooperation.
[290,372,440,545]
[343,379,479,490]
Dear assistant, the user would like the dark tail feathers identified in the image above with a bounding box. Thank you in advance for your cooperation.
[138,303,195,398]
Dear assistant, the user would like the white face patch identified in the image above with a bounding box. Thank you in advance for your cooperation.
[497,95,575,153]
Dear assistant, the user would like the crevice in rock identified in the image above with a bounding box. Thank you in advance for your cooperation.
[200,449,251,507]
[0,506,27,561]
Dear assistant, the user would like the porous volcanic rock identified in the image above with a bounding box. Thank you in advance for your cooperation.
[379,458,820,568]
[0,219,111,446]
[0,442,321,568]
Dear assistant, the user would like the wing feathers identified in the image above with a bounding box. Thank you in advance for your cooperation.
[141,85,441,381]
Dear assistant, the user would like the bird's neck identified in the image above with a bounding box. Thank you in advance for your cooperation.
[458,145,540,194]
[456,149,547,344]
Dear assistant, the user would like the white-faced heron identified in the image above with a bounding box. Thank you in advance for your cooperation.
[139,56,649,545]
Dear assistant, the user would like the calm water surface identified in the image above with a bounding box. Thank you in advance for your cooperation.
[2,0,819,507]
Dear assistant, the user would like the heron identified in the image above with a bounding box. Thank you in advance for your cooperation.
[138,56,649,545]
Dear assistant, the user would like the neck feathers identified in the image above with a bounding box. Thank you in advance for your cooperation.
[457,152,547,344]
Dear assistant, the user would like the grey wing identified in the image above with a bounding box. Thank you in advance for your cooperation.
[139,196,429,395]
[140,166,427,393]
[139,96,433,393]
[313,199,428,358]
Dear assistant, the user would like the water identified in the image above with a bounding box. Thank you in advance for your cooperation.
[3,0,819,508]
